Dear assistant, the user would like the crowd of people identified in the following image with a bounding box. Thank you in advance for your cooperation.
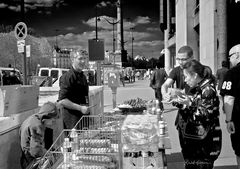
[17,44,240,169]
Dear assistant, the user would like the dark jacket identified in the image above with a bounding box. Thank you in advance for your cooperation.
[19,102,57,169]
[150,68,168,89]
[216,67,228,90]
[58,67,89,129]
[174,78,222,162]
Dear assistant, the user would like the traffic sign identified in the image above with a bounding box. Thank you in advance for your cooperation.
[88,39,105,61]
[26,45,31,57]
[17,40,25,53]
[14,22,27,40]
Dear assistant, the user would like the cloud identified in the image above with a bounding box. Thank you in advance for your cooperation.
[97,1,117,8]
[65,27,76,31]
[133,40,163,47]
[1,0,63,12]
[83,15,118,30]
[146,27,160,32]
[8,5,21,12]
[135,16,151,24]
[83,15,151,31]
[0,3,7,8]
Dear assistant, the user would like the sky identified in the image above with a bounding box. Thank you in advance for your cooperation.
[0,0,164,58]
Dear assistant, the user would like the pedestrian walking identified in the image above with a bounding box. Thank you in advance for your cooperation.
[216,60,228,92]
[58,49,90,130]
[172,60,222,169]
[150,63,168,110]
[220,44,240,169]
[120,70,125,87]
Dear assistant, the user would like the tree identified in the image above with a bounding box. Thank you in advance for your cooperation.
[0,32,52,74]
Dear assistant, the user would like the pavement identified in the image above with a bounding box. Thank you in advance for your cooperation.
[103,79,238,169]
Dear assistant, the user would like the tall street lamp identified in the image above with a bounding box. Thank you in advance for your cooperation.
[130,27,135,67]
[95,5,102,85]
[104,18,119,53]
[95,6,101,40]
[104,18,119,66]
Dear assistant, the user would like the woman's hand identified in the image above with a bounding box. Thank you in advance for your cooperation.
[176,95,191,107]
[226,122,235,134]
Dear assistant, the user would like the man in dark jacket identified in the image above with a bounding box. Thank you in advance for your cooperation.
[58,49,90,130]
[150,64,168,110]
[19,102,60,169]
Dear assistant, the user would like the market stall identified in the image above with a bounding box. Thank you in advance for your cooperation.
[39,99,171,169]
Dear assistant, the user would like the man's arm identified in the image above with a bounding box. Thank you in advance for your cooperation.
[223,95,235,134]
[223,95,235,122]
[161,78,174,99]
[58,99,89,114]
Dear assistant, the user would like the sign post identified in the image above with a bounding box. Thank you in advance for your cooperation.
[14,22,28,85]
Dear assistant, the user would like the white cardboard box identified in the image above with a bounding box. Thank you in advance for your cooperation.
[0,85,39,117]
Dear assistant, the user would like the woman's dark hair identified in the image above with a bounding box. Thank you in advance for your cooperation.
[183,60,205,78]
[183,59,216,82]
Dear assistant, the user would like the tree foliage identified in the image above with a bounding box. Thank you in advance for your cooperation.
[0,32,53,75]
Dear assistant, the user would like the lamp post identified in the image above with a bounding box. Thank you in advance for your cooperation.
[95,5,102,85]
[95,7,98,40]
[104,18,119,66]
[104,18,119,53]
[21,0,25,22]
[130,27,134,68]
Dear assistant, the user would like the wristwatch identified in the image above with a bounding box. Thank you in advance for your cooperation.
[225,120,232,123]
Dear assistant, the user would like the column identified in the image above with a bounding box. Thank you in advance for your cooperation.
[216,0,227,67]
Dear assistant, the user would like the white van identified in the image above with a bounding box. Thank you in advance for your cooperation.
[0,67,22,86]
[38,67,69,87]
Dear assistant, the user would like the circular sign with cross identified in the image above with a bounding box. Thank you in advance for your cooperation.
[14,22,27,40]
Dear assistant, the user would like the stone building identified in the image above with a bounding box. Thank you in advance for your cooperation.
[160,0,240,74]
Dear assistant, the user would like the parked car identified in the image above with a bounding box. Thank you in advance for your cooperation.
[37,67,69,87]
[0,67,22,86]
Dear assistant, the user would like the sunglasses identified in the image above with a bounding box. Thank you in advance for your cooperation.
[229,52,240,58]
[176,58,190,61]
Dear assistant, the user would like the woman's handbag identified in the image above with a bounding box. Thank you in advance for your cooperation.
[182,120,211,140]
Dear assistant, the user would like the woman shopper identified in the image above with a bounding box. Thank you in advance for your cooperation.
[171,60,222,169]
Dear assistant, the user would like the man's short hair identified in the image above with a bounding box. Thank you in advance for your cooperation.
[178,45,193,58]
[222,60,228,67]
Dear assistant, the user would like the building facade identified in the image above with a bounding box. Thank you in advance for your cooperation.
[159,0,240,166]
[160,0,240,74]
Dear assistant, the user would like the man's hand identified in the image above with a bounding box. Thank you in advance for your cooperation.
[226,122,235,134]
[162,92,172,102]
[80,105,90,114]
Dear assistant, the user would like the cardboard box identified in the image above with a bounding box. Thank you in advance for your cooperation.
[0,85,39,117]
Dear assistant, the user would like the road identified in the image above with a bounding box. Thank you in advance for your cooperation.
[104,79,237,168]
